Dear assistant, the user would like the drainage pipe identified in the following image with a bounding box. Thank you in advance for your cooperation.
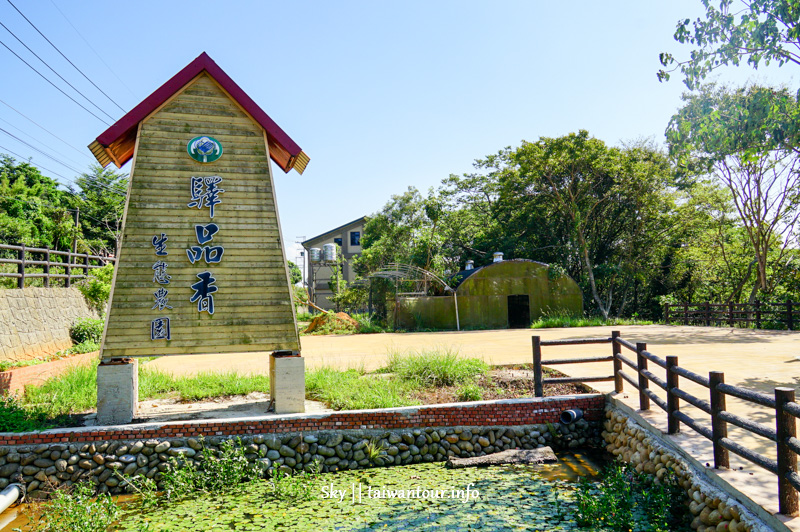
[560,409,584,424]
[0,484,24,514]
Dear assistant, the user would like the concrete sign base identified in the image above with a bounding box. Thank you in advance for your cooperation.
[96,358,138,425]
[269,353,305,414]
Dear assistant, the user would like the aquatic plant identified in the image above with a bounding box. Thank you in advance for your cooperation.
[575,462,689,531]
[16,482,118,532]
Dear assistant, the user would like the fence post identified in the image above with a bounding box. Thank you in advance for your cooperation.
[755,300,761,329]
[612,330,623,393]
[637,342,650,410]
[683,303,689,325]
[705,301,711,326]
[776,387,799,516]
[664,303,670,324]
[43,249,50,288]
[532,336,543,398]
[667,355,680,435]
[788,300,794,331]
[65,251,71,288]
[728,302,734,328]
[16,244,24,289]
[709,371,730,469]
[83,254,90,277]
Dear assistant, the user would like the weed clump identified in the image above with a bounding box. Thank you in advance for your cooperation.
[386,348,488,387]
[575,462,690,531]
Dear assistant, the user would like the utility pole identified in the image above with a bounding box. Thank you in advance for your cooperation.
[295,236,307,311]
[71,207,80,257]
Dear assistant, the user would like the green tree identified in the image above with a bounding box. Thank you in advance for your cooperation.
[667,84,800,298]
[287,260,302,285]
[0,155,75,249]
[510,131,677,319]
[70,165,128,256]
[658,0,800,88]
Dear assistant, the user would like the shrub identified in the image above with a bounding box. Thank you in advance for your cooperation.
[69,317,104,344]
[0,394,50,432]
[76,263,114,312]
[20,481,119,532]
[386,348,488,387]
[455,383,484,402]
[575,462,689,532]
[198,438,261,492]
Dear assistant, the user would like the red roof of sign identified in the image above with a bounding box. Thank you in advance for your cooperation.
[89,52,309,174]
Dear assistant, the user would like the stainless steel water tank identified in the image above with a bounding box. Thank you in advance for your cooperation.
[309,248,321,262]
[322,243,336,262]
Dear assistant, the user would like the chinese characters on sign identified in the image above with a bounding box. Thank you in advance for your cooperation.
[188,176,224,218]
[150,234,171,340]
[188,176,224,315]
[148,170,225,338]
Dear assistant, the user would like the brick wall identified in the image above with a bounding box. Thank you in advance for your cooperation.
[0,394,604,446]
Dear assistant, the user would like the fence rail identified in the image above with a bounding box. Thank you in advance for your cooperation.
[532,331,800,517]
[0,243,115,288]
[665,301,797,329]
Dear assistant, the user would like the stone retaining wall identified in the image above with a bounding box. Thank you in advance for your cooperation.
[603,407,771,532]
[0,394,604,498]
[0,287,97,362]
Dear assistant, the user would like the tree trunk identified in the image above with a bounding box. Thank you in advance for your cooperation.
[578,231,610,319]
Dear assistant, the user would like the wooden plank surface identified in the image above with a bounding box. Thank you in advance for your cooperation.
[101,72,299,359]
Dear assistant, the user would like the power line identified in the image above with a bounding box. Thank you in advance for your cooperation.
[0,115,87,170]
[6,0,125,113]
[0,126,128,195]
[0,37,110,125]
[0,20,115,121]
[0,126,82,174]
[48,0,136,98]
[0,142,126,196]
[0,98,92,161]
[0,143,72,181]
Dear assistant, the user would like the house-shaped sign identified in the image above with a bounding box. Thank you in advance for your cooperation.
[90,52,306,362]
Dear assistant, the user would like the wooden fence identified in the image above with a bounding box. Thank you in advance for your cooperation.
[533,332,800,516]
[665,301,797,329]
[0,243,115,288]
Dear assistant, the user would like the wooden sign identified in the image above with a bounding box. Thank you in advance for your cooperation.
[90,53,309,359]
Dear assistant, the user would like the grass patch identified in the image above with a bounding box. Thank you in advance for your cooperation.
[305,366,419,410]
[350,312,390,333]
[385,348,488,387]
[17,362,272,430]
[139,368,270,401]
[24,361,98,419]
[531,313,653,329]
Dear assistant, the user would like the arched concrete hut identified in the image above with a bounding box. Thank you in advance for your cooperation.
[395,259,582,330]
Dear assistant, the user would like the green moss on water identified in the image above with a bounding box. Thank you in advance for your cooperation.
[117,461,607,531]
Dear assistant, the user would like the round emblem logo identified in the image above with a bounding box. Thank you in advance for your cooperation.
[187,136,223,163]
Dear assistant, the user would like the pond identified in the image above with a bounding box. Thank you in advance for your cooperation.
[1,451,690,531]
[115,452,602,532]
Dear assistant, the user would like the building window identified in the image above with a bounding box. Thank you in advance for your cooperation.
[333,238,342,247]
[350,231,361,246]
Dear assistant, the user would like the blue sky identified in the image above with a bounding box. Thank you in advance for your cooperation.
[1,1,798,269]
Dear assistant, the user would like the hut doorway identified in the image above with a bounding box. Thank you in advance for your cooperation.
[507,294,530,328]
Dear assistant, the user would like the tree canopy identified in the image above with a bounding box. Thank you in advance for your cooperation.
[659,0,800,88]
